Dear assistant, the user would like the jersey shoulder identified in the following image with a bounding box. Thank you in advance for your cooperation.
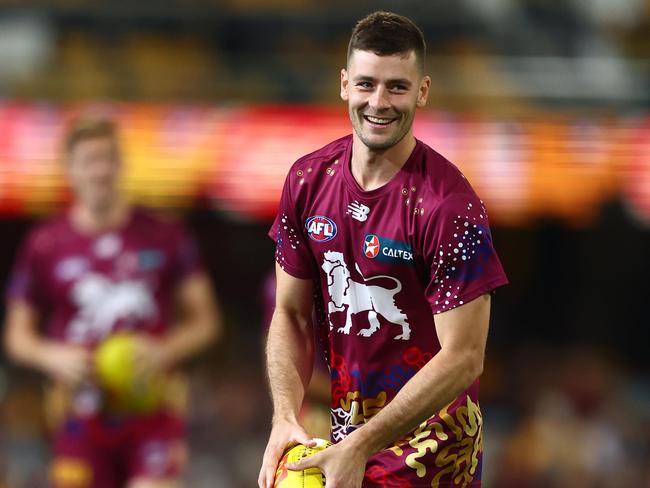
[288,134,351,174]
[23,214,71,256]
[283,134,351,200]
[128,208,196,257]
[130,207,188,236]
[415,140,480,208]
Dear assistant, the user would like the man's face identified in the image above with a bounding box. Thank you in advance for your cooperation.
[341,49,430,151]
[67,137,121,211]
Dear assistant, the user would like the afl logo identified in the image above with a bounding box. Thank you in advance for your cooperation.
[306,215,337,242]
[364,234,380,258]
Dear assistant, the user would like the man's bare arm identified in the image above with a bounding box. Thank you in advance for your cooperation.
[346,293,490,455]
[258,262,316,488]
[4,300,92,384]
[267,263,315,421]
[135,272,221,374]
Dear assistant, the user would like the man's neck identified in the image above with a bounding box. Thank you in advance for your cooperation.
[70,200,130,235]
[350,134,416,192]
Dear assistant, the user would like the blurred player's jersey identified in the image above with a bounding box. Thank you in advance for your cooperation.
[7,208,201,345]
[270,135,508,487]
[7,208,201,423]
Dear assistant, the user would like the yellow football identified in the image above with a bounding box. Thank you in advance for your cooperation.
[274,438,330,487]
[94,332,164,413]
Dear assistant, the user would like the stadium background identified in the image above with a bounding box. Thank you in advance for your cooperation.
[0,1,649,486]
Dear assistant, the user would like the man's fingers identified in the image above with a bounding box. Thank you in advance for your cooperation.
[264,458,281,488]
[295,432,316,447]
[257,469,267,488]
[260,443,284,488]
[257,452,273,488]
[258,426,316,488]
[62,362,87,385]
[257,460,272,488]
[286,451,321,472]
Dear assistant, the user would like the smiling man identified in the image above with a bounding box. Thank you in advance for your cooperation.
[259,12,508,488]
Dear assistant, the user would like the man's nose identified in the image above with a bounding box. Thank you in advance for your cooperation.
[368,85,390,111]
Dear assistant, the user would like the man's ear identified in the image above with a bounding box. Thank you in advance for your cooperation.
[417,75,431,108]
[341,68,349,101]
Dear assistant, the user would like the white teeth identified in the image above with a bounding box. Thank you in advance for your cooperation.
[365,115,393,125]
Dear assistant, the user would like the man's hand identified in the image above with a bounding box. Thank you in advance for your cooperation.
[286,437,369,488]
[132,334,171,380]
[39,342,93,385]
[258,418,316,488]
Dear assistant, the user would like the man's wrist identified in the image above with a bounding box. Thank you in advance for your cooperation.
[271,409,302,427]
[341,426,382,459]
[30,340,58,373]
[155,338,177,370]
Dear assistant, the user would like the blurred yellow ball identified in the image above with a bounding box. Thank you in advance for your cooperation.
[94,332,164,414]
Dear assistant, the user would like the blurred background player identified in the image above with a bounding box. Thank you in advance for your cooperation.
[3,117,221,488]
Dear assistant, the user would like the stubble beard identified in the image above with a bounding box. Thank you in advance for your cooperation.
[81,187,118,216]
[351,108,414,152]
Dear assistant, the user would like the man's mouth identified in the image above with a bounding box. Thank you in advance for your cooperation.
[363,115,397,126]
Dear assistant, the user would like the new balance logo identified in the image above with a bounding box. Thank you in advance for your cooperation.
[347,201,371,222]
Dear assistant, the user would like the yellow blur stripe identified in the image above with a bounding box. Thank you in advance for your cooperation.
[49,458,93,487]
[0,102,646,224]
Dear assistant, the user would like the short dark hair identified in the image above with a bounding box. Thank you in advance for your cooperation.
[347,11,426,72]
[64,117,118,155]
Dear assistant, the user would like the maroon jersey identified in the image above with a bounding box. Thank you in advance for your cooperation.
[269,135,508,487]
[7,208,202,345]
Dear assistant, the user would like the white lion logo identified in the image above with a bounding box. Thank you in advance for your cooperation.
[67,273,157,343]
[321,251,410,340]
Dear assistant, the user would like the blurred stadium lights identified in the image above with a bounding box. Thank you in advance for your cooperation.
[0,103,648,226]
[0,14,54,82]
[0,1,647,224]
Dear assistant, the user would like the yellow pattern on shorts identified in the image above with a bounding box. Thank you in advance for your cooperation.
[339,390,387,425]
[388,395,483,488]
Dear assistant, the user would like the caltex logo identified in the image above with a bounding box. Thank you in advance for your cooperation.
[306,216,337,242]
[364,234,380,258]
[363,234,414,265]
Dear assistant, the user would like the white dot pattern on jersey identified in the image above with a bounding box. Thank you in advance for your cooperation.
[432,200,490,314]
[275,213,301,271]
[403,187,426,215]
